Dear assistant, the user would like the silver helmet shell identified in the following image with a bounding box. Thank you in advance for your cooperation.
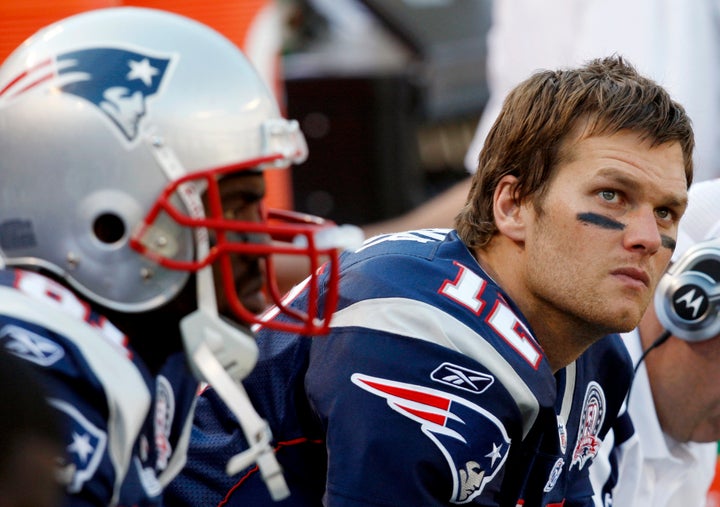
[0,7,306,313]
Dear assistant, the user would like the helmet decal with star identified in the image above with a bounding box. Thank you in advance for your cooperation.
[0,47,174,142]
[49,398,108,494]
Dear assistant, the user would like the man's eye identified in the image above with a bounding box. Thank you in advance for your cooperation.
[600,190,617,202]
[656,208,671,220]
[223,205,250,220]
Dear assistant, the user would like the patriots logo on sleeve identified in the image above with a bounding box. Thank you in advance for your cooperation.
[352,373,511,504]
[0,47,174,142]
[49,398,108,494]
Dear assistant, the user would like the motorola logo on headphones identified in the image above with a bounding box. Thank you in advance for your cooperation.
[655,238,720,342]
[672,283,709,322]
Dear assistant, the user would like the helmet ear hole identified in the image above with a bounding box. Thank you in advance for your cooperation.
[93,212,126,244]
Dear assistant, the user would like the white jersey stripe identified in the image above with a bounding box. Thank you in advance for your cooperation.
[0,285,150,502]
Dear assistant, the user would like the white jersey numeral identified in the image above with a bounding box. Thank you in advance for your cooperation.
[17,270,89,320]
[487,302,541,369]
[439,261,487,314]
[15,271,129,351]
[440,262,542,369]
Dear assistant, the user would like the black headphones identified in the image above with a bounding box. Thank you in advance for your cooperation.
[654,237,720,342]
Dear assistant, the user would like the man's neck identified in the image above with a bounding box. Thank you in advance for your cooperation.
[474,245,605,373]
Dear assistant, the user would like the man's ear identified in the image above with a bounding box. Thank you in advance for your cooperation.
[493,174,527,242]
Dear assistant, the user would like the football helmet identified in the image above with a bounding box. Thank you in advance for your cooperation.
[0,6,358,335]
[0,7,363,499]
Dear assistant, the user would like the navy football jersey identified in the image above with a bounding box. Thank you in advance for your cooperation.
[0,268,198,506]
[168,229,633,506]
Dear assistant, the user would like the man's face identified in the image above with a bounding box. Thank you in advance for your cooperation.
[211,171,270,317]
[521,129,687,338]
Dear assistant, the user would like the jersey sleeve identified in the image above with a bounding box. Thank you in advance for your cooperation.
[0,270,151,505]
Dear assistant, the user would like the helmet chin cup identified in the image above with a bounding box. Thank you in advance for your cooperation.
[654,238,720,342]
[180,308,258,383]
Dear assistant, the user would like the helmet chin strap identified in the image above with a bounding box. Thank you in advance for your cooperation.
[180,305,289,500]
[148,134,289,500]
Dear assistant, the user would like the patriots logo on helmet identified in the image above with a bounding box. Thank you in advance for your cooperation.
[0,47,173,141]
[352,373,510,504]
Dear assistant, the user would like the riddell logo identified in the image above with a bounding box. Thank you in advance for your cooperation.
[673,284,709,321]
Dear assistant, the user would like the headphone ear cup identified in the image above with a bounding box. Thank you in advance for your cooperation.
[654,242,720,342]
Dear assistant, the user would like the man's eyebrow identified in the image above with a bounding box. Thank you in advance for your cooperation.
[662,195,688,211]
[594,167,688,210]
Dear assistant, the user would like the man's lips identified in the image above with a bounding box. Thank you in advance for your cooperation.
[611,267,650,288]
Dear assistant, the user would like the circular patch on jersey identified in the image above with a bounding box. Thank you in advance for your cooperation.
[570,381,605,470]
